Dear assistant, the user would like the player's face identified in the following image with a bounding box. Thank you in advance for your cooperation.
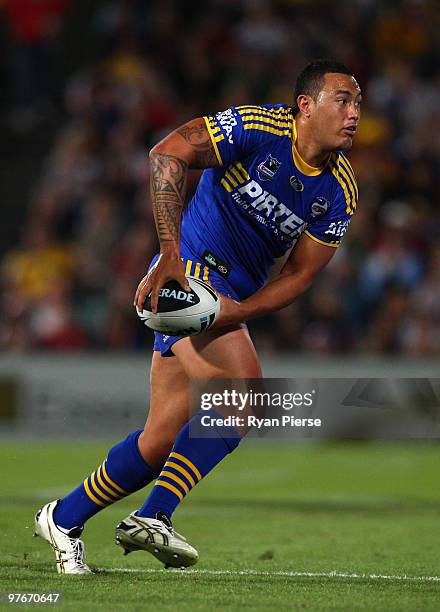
[310,73,362,151]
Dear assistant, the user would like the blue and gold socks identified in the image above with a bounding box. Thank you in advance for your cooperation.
[137,410,240,519]
[54,430,156,530]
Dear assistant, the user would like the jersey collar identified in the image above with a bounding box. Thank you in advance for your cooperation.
[292,118,329,176]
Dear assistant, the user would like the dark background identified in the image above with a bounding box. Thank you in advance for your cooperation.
[0,0,439,356]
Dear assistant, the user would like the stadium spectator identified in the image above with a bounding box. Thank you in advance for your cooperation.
[1,0,438,356]
[4,0,70,130]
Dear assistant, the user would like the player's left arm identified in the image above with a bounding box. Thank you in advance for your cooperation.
[215,164,357,326]
[214,233,336,326]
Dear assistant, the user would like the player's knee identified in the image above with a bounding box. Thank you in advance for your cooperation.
[137,428,176,467]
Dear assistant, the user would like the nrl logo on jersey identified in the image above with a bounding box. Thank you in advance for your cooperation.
[257,154,282,181]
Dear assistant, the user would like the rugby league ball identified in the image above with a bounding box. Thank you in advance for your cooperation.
[137,276,220,336]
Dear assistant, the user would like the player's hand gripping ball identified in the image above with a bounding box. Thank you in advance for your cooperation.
[136,276,221,336]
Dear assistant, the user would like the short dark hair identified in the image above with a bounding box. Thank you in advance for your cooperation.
[292,59,354,116]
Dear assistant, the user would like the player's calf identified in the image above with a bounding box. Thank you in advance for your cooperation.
[52,430,157,531]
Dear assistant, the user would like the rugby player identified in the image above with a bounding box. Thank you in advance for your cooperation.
[34,60,361,573]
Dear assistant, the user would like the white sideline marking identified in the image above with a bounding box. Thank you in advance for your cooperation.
[100,568,440,583]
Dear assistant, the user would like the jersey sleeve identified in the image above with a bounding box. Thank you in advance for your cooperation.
[305,182,356,248]
[203,105,291,166]
[304,156,358,248]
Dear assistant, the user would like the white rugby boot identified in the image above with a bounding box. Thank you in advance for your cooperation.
[115,511,198,568]
[34,500,92,575]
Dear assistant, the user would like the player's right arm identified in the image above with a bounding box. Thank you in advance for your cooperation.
[134,118,220,312]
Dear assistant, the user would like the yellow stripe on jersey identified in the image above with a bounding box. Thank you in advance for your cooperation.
[338,156,358,199]
[240,114,292,128]
[329,160,354,214]
[237,106,292,117]
[237,105,290,116]
[203,116,223,165]
[170,452,202,481]
[220,162,256,190]
[84,478,106,507]
[206,118,225,142]
[224,170,238,188]
[228,165,246,184]
[337,162,357,211]
[329,160,351,213]
[155,479,184,500]
[235,162,250,180]
[240,110,291,123]
[336,155,358,212]
[243,123,291,137]
[304,230,340,248]
[339,152,356,177]
[220,178,232,192]
[164,460,196,487]
[181,258,209,280]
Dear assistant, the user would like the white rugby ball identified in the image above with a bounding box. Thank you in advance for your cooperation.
[137,276,221,336]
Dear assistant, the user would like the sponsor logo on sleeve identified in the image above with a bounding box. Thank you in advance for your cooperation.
[324,219,351,237]
[215,109,237,144]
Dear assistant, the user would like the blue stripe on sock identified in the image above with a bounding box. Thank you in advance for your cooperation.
[137,410,241,519]
[163,460,196,488]
[159,474,188,496]
[87,474,111,505]
[90,470,121,503]
[96,465,122,499]
[54,430,156,530]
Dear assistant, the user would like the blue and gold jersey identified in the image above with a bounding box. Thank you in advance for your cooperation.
[180,104,358,299]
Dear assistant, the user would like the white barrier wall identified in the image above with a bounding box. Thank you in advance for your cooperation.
[0,353,438,437]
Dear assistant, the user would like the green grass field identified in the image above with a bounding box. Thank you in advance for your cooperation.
[1,440,439,611]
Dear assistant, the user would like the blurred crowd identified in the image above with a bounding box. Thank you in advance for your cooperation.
[1,0,439,356]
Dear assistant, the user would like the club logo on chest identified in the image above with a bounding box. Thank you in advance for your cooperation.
[257,154,282,181]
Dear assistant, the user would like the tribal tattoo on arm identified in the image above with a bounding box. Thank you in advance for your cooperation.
[150,153,188,244]
[177,119,220,169]
[149,118,219,245]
